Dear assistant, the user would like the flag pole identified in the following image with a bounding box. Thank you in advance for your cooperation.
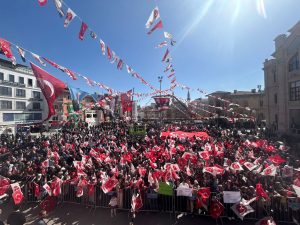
[131,88,134,121]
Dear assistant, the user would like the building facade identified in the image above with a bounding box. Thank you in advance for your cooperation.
[0,58,47,133]
[264,21,300,135]
[208,89,265,123]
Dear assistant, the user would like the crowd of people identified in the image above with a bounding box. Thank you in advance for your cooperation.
[0,120,300,224]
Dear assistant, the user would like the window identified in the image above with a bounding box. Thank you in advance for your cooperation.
[28,78,33,87]
[0,100,12,109]
[54,105,58,110]
[274,93,277,104]
[0,73,4,81]
[273,69,276,83]
[289,53,299,72]
[16,89,26,97]
[32,102,41,110]
[16,101,26,110]
[9,74,14,82]
[93,114,97,118]
[33,91,40,99]
[18,77,24,84]
[260,100,264,107]
[3,113,42,122]
[0,86,12,96]
[52,116,58,121]
[86,114,92,118]
[290,80,300,101]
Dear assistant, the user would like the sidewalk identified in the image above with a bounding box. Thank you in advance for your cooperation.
[0,201,289,225]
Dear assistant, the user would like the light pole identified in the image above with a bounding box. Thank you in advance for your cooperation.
[158,76,163,123]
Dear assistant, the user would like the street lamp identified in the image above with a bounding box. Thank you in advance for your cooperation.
[158,76,163,123]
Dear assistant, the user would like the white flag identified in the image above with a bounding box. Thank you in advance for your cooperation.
[293,185,300,197]
[145,6,160,29]
[64,8,76,28]
[31,53,46,66]
[164,31,173,39]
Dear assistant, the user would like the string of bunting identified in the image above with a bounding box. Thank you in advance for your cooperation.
[145,5,177,89]
[176,82,255,117]
[37,0,164,93]
[0,37,174,99]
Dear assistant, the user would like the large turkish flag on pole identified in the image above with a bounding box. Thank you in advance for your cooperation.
[30,63,67,121]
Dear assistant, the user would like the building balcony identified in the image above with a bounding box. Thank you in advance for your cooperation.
[28,98,43,101]
[28,108,42,111]
[0,80,26,87]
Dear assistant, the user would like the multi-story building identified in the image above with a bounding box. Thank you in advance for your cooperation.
[264,21,300,135]
[208,89,265,123]
[0,58,47,134]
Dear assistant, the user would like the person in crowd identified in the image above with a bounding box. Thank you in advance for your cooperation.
[108,193,118,218]
[0,119,299,223]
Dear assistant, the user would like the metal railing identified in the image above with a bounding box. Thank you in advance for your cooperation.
[24,183,299,223]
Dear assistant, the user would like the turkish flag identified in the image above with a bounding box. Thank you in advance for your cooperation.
[255,217,276,225]
[12,189,24,205]
[199,151,210,161]
[230,162,244,171]
[38,0,47,6]
[30,63,67,121]
[131,193,143,212]
[40,196,57,213]
[43,183,52,196]
[87,184,94,197]
[244,162,258,171]
[33,182,41,198]
[0,176,10,195]
[102,177,118,194]
[256,183,269,200]
[197,187,211,209]
[231,202,254,220]
[261,164,277,176]
[209,200,224,219]
[268,155,286,165]
[147,20,163,35]
[79,22,88,40]
[51,178,61,197]
[0,39,16,64]
[203,165,224,176]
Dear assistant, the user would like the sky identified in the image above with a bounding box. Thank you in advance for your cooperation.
[1,0,300,105]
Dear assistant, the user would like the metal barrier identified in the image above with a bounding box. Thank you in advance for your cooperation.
[23,182,299,223]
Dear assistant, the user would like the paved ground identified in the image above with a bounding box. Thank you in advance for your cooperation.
[0,200,293,225]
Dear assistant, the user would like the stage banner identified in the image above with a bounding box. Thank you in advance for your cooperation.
[153,96,170,110]
[223,191,241,203]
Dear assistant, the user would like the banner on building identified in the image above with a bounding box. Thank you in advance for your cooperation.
[153,96,170,111]
[121,90,133,113]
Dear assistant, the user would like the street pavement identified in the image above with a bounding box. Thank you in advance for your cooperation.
[0,201,293,225]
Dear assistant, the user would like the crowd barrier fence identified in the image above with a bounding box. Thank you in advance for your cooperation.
[24,183,299,223]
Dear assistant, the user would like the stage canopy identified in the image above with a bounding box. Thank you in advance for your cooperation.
[161,131,209,140]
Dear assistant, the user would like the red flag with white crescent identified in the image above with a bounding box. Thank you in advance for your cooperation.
[38,0,47,6]
[231,201,254,220]
[102,177,118,194]
[0,39,16,65]
[147,20,163,35]
[255,217,276,225]
[10,183,24,205]
[30,63,67,121]
[209,200,224,219]
[131,193,143,212]
[79,22,88,40]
